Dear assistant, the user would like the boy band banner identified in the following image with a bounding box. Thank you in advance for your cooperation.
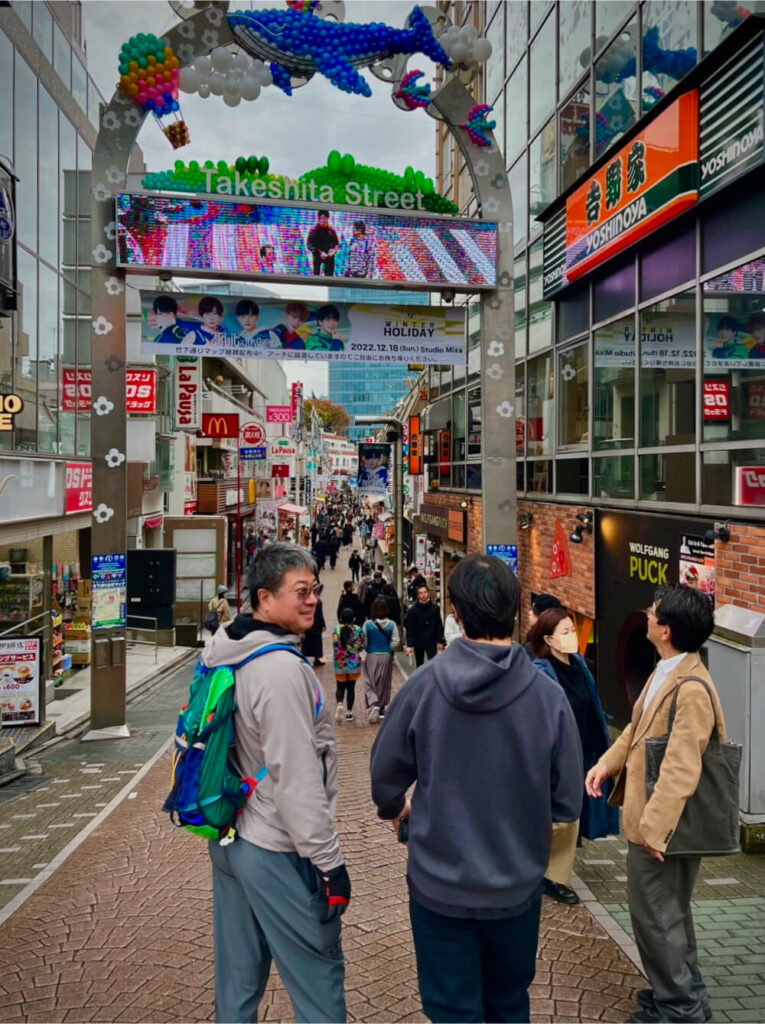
[139,291,466,365]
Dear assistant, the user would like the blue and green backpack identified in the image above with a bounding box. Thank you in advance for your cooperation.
[163,644,321,843]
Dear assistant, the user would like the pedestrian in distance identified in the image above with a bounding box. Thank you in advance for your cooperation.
[348,549,362,584]
[406,565,428,606]
[363,596,399,723]
[333,607,365,724]
[301,594,327,667]
[313,536,328,573]
[586,585,728,1024]
[363,570,386,619]
[405,584,445,666]
[203,543,350,1024]
[206,585,233,632]
[527,607,619,906]
[381,582,402,626]
[328,533,340,570]
[526,592,565,634]
[357,566,373,609]
[370,554,583,1024]
[337,580,365,626]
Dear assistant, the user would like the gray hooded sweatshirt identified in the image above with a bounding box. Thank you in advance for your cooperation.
[370,638,583,915]
[203,617,343,872]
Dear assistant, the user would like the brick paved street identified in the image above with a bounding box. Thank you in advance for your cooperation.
[0,552,761,1022]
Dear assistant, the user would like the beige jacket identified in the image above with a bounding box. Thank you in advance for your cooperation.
[599,652,726,852]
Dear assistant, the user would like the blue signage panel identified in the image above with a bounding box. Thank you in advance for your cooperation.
[240,446,267,460]
[486,543,518,575]
[91,553,127,629]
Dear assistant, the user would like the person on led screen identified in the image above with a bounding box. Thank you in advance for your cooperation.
[358,446,389,492]
[234,299,281,352]
[306,305,344,352]
[745,313,765,358]
[257,301,310,351]
[344,220,376,279]
[712,315,749,359]
[306,209,340,277]
[259,243,282,275]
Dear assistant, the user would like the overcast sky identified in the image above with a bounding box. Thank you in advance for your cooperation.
[81,1,439,397]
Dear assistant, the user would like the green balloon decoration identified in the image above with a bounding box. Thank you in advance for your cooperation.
[235,156,247,173]
[258,156,269,175]
[327,150,342,172]
[246,155,258,174]
[341,153,355,174]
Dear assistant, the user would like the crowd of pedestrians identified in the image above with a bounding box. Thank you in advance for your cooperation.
[199,502,729,1024]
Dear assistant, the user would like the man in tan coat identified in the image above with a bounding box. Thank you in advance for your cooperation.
[586,585,725,1024]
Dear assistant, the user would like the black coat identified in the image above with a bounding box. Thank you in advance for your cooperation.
[337,592,365,626]
[405,599,445,649]
[301,599,325,659]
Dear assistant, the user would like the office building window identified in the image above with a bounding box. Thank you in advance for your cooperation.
[527,351,554,456]
[515,254,527,360]
[594,18,637,157]
[559,1,592,99]
[529,119,556,229]
[596,0,630,42]
[594,315,635,450]
[560,83,591,193]
[15,53,38,250]
[640,452,695,503]
[485,7,505,102]
[505,0,528,74]
[507,153,528,255]
[558,341,589,448]
[640,292,696,447]
[505,58,528,165]
[530,12,556,135]
[0,32,13,159]
[641,1,698,114]
[557,457,589,495]
[593,454,635,498]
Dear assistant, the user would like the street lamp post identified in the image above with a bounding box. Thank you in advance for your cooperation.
[355,414,404,603]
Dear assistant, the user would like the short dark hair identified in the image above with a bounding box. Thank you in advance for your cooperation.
[316,304,340,323]
[259,244,274,258]
[353,220,366,234]
[153,295,178,314]
[318,209,329,218]
[199,296,224,316]
[235,299,259,317]
[249,543,316,610]
[717,315,738,333]
[343,580,354,592]
[447,554,519,640]
[526,607,572,659]
[370,596,389,619]
[653,585,714,653]
[284,301,309,322]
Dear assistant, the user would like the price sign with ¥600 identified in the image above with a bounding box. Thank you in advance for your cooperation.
[241,421,266,446]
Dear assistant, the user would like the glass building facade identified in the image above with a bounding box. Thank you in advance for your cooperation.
[327,288,428,443]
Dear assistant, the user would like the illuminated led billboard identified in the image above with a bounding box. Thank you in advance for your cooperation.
[116,193,497,291]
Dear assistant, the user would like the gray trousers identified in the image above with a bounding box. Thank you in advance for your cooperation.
[209,839,346,1023]
[626,842,710,1022]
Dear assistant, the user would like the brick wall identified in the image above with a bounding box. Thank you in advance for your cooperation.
[714,523,765,611]
[517,500,595,619]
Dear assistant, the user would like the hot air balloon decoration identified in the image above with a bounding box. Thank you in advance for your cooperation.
[118,33,190,149]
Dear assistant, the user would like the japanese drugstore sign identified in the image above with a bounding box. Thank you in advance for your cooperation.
[564,91,699,284]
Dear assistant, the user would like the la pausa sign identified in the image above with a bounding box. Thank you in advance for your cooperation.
[199,169,431,212]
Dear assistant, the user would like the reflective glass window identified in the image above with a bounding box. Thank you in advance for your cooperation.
[516,362,525,458]
[72,54,86,111]
[527,351,554,456]
[507,155,527,255]
[516,459,525,493]
[557,281,589,342]
[492,88,505,154]
[87,78,102,131]
[14,54,37,250]
[505,0,528,74]
[467,387,481,458]
[60,114,76,271]
[640,453,695,503]
[640,221,695,302]
[557,458,589,495]
[515,254,527,359]
[559,1,592,99]
[530,1,554,36]
[594,255,635,323]
[594,315,635,450]
[12,1,32,31]
[37,262,58,453]
[77,138,92,282]
[702,189,765,277]
[594,19,637,157]
[38,86,58,267]
[452,390,466,462]
[704,0,752,55]
[702,257,765,444]
[485,8,505,102]
[32,1,52,62]
[640,292,696,447]
[558,341,589,447]
[596,1,629,43]
[593,455,635,497]
[53,22,70,88]
[560,84,591,193]
[528,460,553,493]
[641,1,697,114]
[0,32,12,161]
[530,13,555,135]
[702,448,765,506]
[528,241,553,352]
[505,58,527,164]
[0,317,12,452]
[16,247,37,450]
[529,120,556,231]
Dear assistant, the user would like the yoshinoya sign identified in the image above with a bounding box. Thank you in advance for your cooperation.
[565,91,699,284]
[174,357,201,431]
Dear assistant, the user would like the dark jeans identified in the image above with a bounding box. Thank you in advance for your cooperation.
[410,895,541,1023]
[312,253,335,277]
[414,644,438,667]
[351,569,360,583]
[335,678,356,711]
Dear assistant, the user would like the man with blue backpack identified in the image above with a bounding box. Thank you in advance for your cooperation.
[200,544,350,1023]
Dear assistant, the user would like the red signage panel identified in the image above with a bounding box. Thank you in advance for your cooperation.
[62,369,157,414]
[703,379,731,421]
[201,413,239,438]
[736,466,765,506]
[267,405,293,423]
[65,461,93,514]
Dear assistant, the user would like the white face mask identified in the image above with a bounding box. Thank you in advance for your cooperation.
[552,633,579,655]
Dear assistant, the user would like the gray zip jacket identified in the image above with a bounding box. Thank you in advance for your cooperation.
[203,618,343,872]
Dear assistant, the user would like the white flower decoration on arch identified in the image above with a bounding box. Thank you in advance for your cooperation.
[105,448,126,469]
[104,276,124,296]
[93,503,115,524]
[483,196,501,215]
[104,221,117,241]
[92,244,112,265]
[92,183,112,203]
[105,166,125,185]
[205,7,224,25]
[487,340,504,358]
[102,111,121,131]
[177,43,195,64]
[124,108,142,128]
[486,363,503,380]
[561,363,576,382]
[93,396,114,417]
[177,20,196,39]
[474,159,490,177]
[496,324,512,341]
[201,28,219,49]
[498,221,513,234]
[93,316,113,336]
[496,401,514,418]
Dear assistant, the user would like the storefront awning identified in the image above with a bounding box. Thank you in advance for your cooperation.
[278,503,307,515]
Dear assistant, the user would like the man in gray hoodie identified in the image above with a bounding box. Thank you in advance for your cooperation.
[370,553,583,1024]
[205,543,349,1024]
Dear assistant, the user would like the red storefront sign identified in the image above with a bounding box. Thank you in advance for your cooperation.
[62,369,157,413]
[241,421,266,444]
[65,462,93,513]
[703,379,730,421]
[408,415,422,475]
[291,381,303,420]
[201,413,239,438]
[271,464,290,478]
[183,499,198,516]
[747,381,765,420]
[736,466,765,506]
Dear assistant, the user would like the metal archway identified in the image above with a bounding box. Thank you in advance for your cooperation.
[88,0,515,733]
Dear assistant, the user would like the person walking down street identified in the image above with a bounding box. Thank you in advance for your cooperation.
[363,571,386,619]
[207,585,233,631]
[313,536,328,573]
[381,582,402,626]
[300,526,311,549]
[370,554,583,1024]
[333,608,365,724]
[524,592,564,651]
[586,586,728,1024]
[363,596,399,723]
[337,580,365,626]
[203,543,350,1024]
[301,594,327,667]
[527,608,619,906]
[405,584,445,666]
[357,567,373,610]
[342,521,354,547]
[406,565,428,606]
[348,550,362,584]
[328,534,340,570]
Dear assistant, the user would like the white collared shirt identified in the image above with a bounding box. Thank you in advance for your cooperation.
[640,652,687,718]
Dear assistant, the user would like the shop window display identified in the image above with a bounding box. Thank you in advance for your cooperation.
[640,452,695,504]
[640,292,696,447]
[593,454,635,498]
[703,257,765,444]
[703,447,765,507]
[527,352,554,457]
[560,84,591,194]
[641,0,697,114]
[594,315,635,450]
[594,19,637,157]
[558,341,589,447]
[559,1,592,99]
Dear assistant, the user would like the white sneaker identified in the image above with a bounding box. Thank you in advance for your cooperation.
[368,704,380,724]
[335,702,345,723]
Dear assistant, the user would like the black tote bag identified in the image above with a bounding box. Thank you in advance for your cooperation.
[644,676,741,857]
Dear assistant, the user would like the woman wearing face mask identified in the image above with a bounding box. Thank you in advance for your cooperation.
[527,607,619,905]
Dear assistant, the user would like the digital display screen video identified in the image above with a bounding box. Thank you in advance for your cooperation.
[116,193,498,291]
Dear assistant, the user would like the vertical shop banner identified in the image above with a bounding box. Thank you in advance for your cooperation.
[91,554,127,629]
[291,381,303,420]
[408,415,422,475]
[63,369,157,413]
[358,443,390,498]
[703,380,731,420]
[174,358,201,430]
[0,637,42,726]
[679,534,716,605]
[65,461,93,514]
[549,522,573,579]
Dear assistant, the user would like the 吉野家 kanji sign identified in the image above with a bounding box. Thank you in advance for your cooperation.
[201,413,239,438]
[565,90,699,283]
[65,462,93,514]
[62,369,157,414]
